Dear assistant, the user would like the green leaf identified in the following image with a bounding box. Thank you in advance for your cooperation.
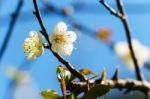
[79,69,96,75]
[56,66,75,83]
[57,65,65,82]
[101,68,106,82]
[83,85,110,99]
[41,89,60,99]
[68,93,78,99]
[69,93,74,99]
[65,68,96,83]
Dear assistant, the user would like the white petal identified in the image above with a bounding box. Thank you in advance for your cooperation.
[65,31,77,43]
[27,53,36,60]
[51,43,62,54]
[54,22,67,33]
[114,41,129,57]
[24,38,31,43]
[29,31,38,38]
[49,33,54,43]
[51,43,73,56]
[61,44,73,56]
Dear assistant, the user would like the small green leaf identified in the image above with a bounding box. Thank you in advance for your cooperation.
[101,68,106,82]
[57,65,65,82]
[83,85,110,99]
[79,69,96,75]
[41,89,60,99]
[69,93,74,99]
[68,93,78,99]
[57,65,75,83]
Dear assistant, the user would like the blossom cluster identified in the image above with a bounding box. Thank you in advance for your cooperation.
[23,22,77,60]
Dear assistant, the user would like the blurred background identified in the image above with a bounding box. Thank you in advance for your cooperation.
[0,0,150,99]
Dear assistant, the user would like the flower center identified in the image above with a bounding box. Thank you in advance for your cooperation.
[54,34,65,43]
[123,51,132,62]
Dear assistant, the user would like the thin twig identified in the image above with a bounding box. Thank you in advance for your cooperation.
[100,0,122,17]
[0,0,23,63]
[100,0,144,81]
[33,0,87,81]
[116,0,143,81]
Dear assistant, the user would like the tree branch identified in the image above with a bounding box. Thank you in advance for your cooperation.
[67,79,150,97]
[33,0,87,81]
[0,0,23,63]
[100,0,144,81]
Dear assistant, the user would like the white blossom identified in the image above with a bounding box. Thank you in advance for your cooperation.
[49,22,77,56]
[114,39,150,70]
[23,31,44,60]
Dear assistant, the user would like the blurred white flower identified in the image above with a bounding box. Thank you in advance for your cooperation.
[16,71,31,84]
[5,66,39,99]
[23,31,44,60]
[114,39,150,70]
[14,71,39,99]
[5,66,31,84]
[5,66,18,80]
[49,22,77,56]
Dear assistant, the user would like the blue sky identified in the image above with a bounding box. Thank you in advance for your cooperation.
[0,0,150,99]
